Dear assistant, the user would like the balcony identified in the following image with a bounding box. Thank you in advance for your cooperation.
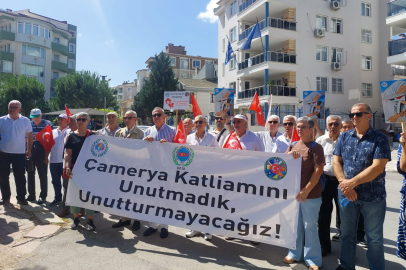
[237,85,296,100]
[238,51,296,71]
[239,0,258,13]
[239,17,297,41]
[0,30,15,41]
[52,42,68,56]
[388,1,406,17]
[0,50,13,61]
[393,65,406,76]
[51,60,68,73]
[387,1,406,35]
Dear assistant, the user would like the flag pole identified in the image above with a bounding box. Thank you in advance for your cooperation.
[256,17,265,53]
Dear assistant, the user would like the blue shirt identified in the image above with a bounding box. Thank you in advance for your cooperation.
[31,119,54,146]
[333,127,391,202]
[143,123,176,142]
[87,120,94,130]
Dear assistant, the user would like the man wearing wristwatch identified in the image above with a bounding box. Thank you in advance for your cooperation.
[209,112,233,147]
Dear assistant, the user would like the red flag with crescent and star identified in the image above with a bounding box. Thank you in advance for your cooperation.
[291,127,300,143]
[35,125,55,152]
[223,131,243,150]
[249,92,265,127]
[65,105,72,123]
[173,118,186,144]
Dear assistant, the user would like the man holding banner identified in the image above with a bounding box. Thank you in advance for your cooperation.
[276,115,297,153]
[143,107,176,238]
[223,115,264,151]
[255,115,282,153]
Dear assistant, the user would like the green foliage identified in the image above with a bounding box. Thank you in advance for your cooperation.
[93,108,123,125]
[131,52,179,121]
[50,70,118,111]
[0,74,50,117]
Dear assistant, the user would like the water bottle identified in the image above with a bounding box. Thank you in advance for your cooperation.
[340,197,350,207]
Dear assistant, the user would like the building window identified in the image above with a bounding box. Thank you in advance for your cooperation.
[22,44,45,58]
[362,56,372,70]
[69,31,76,38]
[316,15,328,31]
[210,93,215,103]
[230,27,237,42]
[170,57,176,66]
[45,28,50,40]
[180,59,189,69]
[128,88,131,92]
[332,78,343,93]
[331,18,342,34]
[230,1,237,16]
[180,72,189,79]
[54,37,60,44]
[222,39,225,52]
[229,55,236,70]
[316,77,328,92]
[362,3,371,17]
[192,60,201,68]
[18,22,23,33]
[316,45,328,62]
[25,23,32,35]
[20,64,44,77]
[1,60,12,73]
[361,29,372,43]
[229,82,236,90]
[54,54,60,62]
[331,48,343,63]
[53,72,59,79]
[69,44,75,53]
[33,24,38,36]
[68,59,74,69]
[362,83,372,97]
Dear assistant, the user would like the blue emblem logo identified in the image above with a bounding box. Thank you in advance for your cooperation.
[264,157,287,181]
[172,146,194,166]
[91,139,109,157]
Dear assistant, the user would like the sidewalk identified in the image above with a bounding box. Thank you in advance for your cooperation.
[0,170,405,269]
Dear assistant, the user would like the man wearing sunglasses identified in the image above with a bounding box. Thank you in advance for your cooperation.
[255,115,282,153]
[333,103,390,270]
[143,107,175,238]
[275,115,296,153]
[97,112,120,137]
[209,113,232,147]
[315,115,342,257]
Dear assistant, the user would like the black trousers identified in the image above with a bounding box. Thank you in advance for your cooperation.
[318,175,365,250]
[27,144,48,199]
[0,152,27,201]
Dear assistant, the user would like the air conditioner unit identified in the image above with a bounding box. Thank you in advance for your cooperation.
[314,28,325,38]
[332,62,341,71]
[330,1,340,10]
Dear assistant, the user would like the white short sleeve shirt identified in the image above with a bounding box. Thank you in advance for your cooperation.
[316,134,338,176]
[50,127,70,163]
[223,130,265,152]
[187,131,219,147]
[0,114,33,154]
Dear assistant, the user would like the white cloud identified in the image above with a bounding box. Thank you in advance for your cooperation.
[104,39,115,44]
[78,33,82,38]
[197,0,218,23]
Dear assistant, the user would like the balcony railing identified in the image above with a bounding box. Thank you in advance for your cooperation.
[393,65,406,76]
[238,51,296,71]
[239,0,258,13]
[388,1,406,17]
[389,39,406,56]
[237,85,296,99]
[0,29,15,41]
[239,17,297,41]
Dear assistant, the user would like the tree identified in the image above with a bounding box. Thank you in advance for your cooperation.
[50,70,118,111]
[131,52,179,121]
[0,74,50,116]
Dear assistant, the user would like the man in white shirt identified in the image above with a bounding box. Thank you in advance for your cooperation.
[275,115,297,153]
[0,100,33,205]
[209,113,232,147]
[255,115,283,153]
[186,115,219,147]
[48,114,70,206]
[316,115,342,257]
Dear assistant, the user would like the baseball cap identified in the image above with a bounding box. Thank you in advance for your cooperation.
[233,114,247,121]
[57,114,68,119]
[30,108,42,118]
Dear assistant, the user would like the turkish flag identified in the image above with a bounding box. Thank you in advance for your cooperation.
[65,105,72,122]
[291,127,300,143]
[191,94,202,118]
[173,119,186,144]
[223,131,243,150]
[35,125,55,152]
[249,92,265,127]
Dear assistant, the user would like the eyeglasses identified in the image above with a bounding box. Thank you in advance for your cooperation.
[76,118,87,122]
[8,106,20,110]
[328,122,340,127]
[296,126,309,130]
[152,113,162,118]
[268,121,278,124]
[215,117,223,120]
[123,117,135,120]
[232,120,243,124]
[283,122,294,126]
[349,112,369,119]
[195,121,206,124]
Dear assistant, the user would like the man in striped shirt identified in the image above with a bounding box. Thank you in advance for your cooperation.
[255,115,283,153]
[27,108,53,205]
[143,107,175,238]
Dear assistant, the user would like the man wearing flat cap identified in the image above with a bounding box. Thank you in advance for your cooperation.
[97,112,120,137]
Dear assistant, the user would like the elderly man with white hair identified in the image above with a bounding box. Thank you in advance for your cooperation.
[97,111,120,137]
[255,115,283,153]
[275,115,297,153]
[186,115,219,147]
[183,118,195,136]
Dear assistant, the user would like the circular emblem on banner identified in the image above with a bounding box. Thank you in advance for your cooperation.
[185,92,189,97]
[165,93,170,97]
[264,157,287,181]
[381,82,388,87]
[172,147,194,166]
[91,139,109,157]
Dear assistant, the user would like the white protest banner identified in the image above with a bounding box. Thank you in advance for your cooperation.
[380,79,406,123]
[163,91,190,110]
[66,136,301,248]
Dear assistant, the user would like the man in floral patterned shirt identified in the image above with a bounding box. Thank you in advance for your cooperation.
[333,103,391,270]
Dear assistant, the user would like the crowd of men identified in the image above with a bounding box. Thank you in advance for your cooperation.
[0,100,398,270]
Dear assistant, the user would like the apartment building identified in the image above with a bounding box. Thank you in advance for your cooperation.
[0,8,77,100]
[112,80,138,117]
[215,0,394,131]
[387,0,406,77]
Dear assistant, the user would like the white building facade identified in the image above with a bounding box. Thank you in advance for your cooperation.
[215,0,394,131]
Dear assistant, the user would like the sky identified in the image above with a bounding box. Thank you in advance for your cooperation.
[5,0,219,87]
